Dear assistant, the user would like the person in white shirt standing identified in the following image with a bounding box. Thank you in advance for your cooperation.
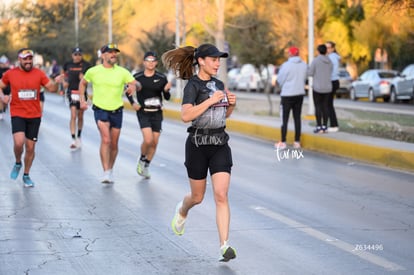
[326,41,340,132]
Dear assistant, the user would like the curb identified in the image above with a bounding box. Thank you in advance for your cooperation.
[125,102,414,173]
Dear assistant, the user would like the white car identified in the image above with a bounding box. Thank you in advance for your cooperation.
[261,64,279,93]
[389,64,414,103]
[236,64,263,92]
[227,68,240,90]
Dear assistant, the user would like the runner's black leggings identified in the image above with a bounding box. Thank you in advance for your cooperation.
[280,95,304,142]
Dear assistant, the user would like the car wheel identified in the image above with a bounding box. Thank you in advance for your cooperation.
[368,88,376,102]
[390,87,397,103]
[350,88,357,101]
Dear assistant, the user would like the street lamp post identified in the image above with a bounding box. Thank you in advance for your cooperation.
[307,0,315,116]
[175,0,183,100]
[108,0,112,43]
[75,0,79,47]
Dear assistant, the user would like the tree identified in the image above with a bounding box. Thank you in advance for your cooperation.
[137,23,175,72]
[226,2,281,115]
[14,0,107,64]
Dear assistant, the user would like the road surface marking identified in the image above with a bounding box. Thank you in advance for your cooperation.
[253,206,405,271]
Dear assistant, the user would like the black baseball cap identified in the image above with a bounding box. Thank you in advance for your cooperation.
[72,47,82,54]
[144,51,157,60]
[195,43,228,59]
[101,43,120,53]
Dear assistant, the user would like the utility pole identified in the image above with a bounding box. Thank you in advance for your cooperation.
[175,0,184,100]
[307,0,315,117]
[108,0,112,43]
[75,0,79,47]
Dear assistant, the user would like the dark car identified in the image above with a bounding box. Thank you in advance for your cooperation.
[349,69,399,102]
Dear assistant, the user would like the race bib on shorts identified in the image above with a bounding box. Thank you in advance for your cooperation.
[71,90,80,101]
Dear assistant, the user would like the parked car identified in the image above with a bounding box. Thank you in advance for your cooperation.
[349,69,399,102]
[236,64,263,92]
[260,64,279,93]
[227,67,240,90]
[337,68,353,98]
[389,64,414,103]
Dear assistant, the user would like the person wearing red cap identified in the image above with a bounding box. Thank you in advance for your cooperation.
[162,43,237,262]
[78,43,137,184]
[0,48,58,187]
[275,46,308,149]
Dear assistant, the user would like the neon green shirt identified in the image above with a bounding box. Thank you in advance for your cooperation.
[84,64,134,110]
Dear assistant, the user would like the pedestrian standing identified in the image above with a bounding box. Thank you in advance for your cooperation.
[308,44,333,133]
[275,46,308,149]
[162,43,237,262]
[0,55,10,120]
[126,51,172,179]
[0,48,58,187]
[58,47,92,149]
[326,41,340,132]
[78,43,136,183]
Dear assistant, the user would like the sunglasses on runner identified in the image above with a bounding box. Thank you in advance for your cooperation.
[101,43,120,53]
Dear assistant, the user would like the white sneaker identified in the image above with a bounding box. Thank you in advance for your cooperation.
[136,159,145,175]
[70,140,77,149]
[0,113,3,120]
[171,201,186,235]
[142,165,151,179]
[75,138,82,148]
[274,141,286,150]
[293,142,301,149]
[101,170,112,184]
[328,127,339,133]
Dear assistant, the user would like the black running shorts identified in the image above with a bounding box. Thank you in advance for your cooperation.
[137,110,163,132]
[184,135,232,180]
[11,117,41,141]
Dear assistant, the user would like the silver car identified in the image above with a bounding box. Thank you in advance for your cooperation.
[350,69,398,102]
[389,64,414,103]
[337,68,353,98]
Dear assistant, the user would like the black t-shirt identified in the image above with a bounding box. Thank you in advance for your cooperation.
[63,60,92,91]
[182,75,228,129]
[133,71,170,110]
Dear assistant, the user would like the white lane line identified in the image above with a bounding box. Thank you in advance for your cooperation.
[253,206,405,272]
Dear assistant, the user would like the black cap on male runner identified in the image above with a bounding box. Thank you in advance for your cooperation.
[100,43,120,54]
[72,47,82,54]
[144,51,157,60]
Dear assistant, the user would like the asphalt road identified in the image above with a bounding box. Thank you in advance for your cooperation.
[0,93,413,275]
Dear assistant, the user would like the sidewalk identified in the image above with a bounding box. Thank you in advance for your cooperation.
[128,91,414,173]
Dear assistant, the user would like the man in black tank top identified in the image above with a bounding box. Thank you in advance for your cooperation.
[58,47,92,149]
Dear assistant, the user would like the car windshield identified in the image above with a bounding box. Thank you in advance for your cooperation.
[339,70,350,77]
[378,72,397,78]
